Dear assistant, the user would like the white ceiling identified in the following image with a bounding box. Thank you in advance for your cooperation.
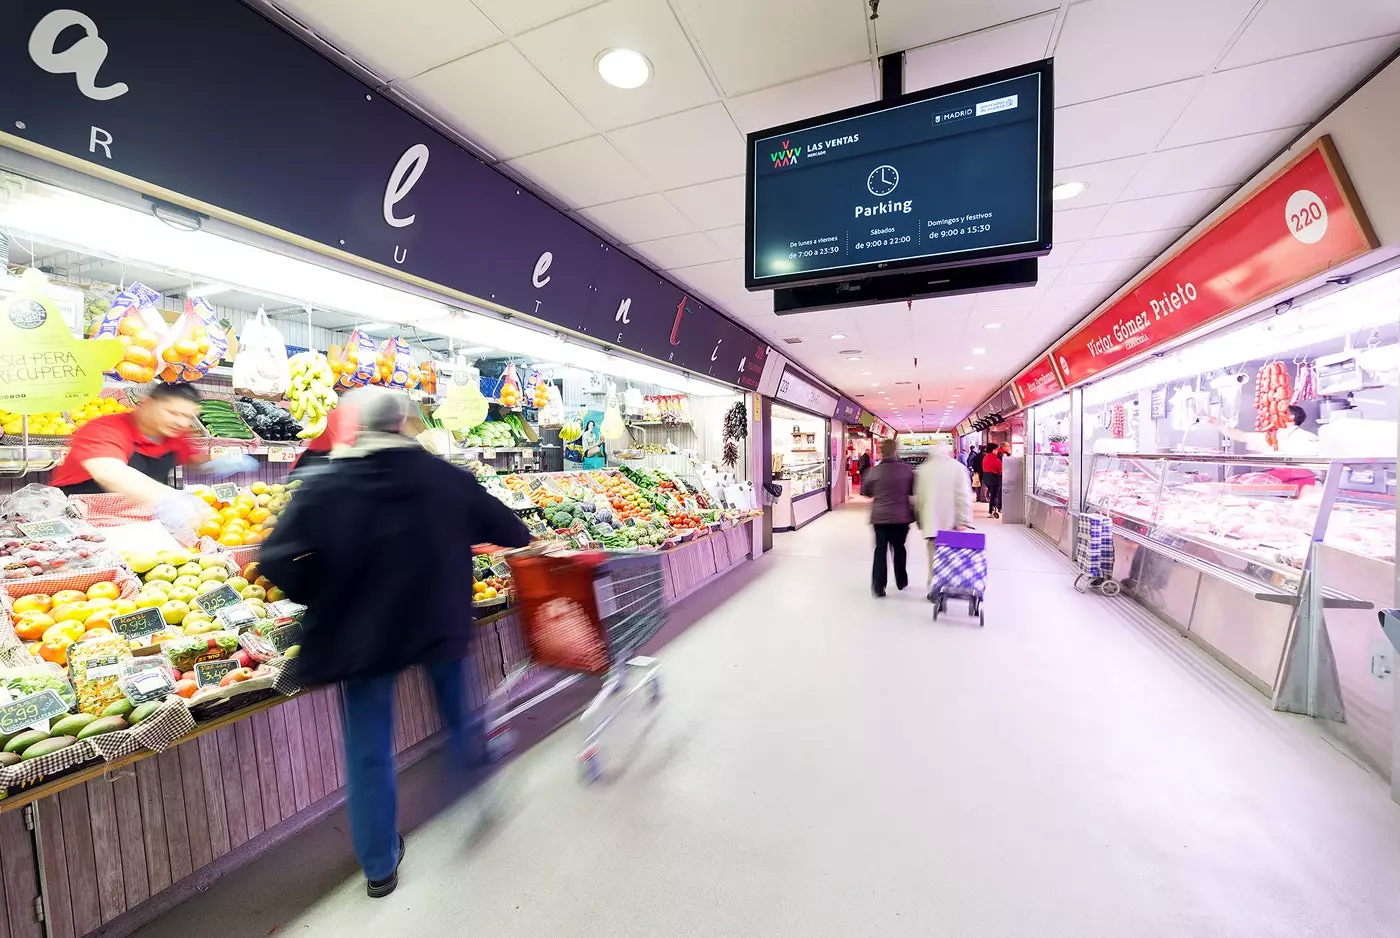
[267,0,1400,430]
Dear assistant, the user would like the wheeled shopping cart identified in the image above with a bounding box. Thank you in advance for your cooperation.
[496,550,666,782]
[1073,512,1121,596]
[928,529,987,626]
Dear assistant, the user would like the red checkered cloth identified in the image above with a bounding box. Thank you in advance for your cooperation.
[1,566,140,604]
[67,494,199,547]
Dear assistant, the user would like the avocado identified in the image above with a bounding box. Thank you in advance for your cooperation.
[102,699,135,718]
[51,714,99,737]
[4,730,49,755]
[76,717,129,740]
[20,736,77,760]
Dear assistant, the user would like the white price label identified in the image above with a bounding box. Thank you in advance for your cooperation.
[267,447,298,463]
[1286,189,1328,245]
[209,446,238,461]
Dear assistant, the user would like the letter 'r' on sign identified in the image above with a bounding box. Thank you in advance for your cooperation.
[384,144,429,228]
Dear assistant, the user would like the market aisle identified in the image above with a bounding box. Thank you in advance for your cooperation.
[134,506,1400,938]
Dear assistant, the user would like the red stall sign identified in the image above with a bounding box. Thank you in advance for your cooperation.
[1012,355,1064,407]
[1051,136,1377,385]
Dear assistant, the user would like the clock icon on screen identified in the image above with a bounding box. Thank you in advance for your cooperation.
[867,165,899,196]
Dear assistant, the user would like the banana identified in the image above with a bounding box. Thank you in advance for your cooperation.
[286,351,338,439]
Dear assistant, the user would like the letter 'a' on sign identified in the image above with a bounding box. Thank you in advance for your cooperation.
[0,269,122,414]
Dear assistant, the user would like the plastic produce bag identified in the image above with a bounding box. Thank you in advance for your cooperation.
[91,281,170,383]
[159,296,227,383]
[0,483,71,524]
[68,635,133,715]
[330,329,377,392]
[374,336,412,388]
[232,308,290,399]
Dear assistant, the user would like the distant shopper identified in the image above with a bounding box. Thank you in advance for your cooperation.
[260,387,532,898]
[982,444,1004,519]
[913,442,975,586]
[858,450,871,477]
[862,438,915,596]
[968,445,986,502]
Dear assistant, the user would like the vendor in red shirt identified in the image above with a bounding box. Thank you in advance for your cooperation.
[50,383,237,528]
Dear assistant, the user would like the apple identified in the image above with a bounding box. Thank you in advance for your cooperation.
[159,600,189,625]
[198,555,227,570]
[157,549,193,567]
[225,576,249,593]
[232,650,255,670]
[168,585,198,604]
[196,580,225,594]
[219,667,255,687]
[254,576,273,591]
[134,594,164,610]
[176,563,202,578]
[146,564,178,583]
[173,575,203,590]
[183,619,220,636]
[240,562,260,583]
[240,585,266,601]
[265,586,286,602]
[199,566,229,582]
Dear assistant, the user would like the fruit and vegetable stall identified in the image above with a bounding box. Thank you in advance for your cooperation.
[0,473,757,938]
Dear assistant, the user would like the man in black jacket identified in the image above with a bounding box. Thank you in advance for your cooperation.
[260,388,531,898]
[968,445,987,502]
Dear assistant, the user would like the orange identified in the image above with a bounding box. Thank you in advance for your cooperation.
[218,506,241,521]
[86,582,120,601]
[248,507,270,524]
[52,589,86,606]
[12,594,52,615]
[241,532,263,545]
[80,627,113,641]
[124,345,156,368]
[117,315,143,336]
[38,638,73,666]
[233,503,251,518]
[84,611,113,630]
[197,489,219,506]
[129,330,159,351]
[14,613,53,642]
[198,520,222,538]
[161,346,184,363]
[50,601,90,623]
[218,532,244,547]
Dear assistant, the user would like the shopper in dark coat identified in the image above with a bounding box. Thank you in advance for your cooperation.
[968,445,987,502]
[260,387,531,898]
[861,438,916,596]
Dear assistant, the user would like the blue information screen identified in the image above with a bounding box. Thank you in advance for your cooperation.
[747,66,1049,288]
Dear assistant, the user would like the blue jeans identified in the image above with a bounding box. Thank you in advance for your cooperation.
[340,657,485,880]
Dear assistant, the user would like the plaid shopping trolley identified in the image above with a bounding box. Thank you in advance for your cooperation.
[1073,513,1121,596]
[928,529,987,626]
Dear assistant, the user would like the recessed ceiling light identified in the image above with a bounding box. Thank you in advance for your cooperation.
[861,371,871,375]
[1051,181,1088,201]
[870,382,879,387]
[847,356,861,361]
[983,322,1003,331]
[971,348,986,355]
[596,48,652,89]
[963,365,975,371]
[829,333,846,340]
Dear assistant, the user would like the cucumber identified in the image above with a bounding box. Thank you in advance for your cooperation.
[129,702,161,725]
[3,730,49,755]
[102,699,134,718]
[0,752,20,767]
[76,717,129,740]
[51,713,99,736]
[21,736,77,760]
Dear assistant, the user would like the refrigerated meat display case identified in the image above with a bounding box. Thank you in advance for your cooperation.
[1084,452,1395,773]
[1027,453,1072,552]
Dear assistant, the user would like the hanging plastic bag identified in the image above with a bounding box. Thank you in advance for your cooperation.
[92,281,169,383]
[499,363,522,408]
[232,307,290,399]
[418,360,438,396]
[330,329,377,392]
[159,296,227,383]
[373,336,412,388]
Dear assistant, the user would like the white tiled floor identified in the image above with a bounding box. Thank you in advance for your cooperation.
[135,505,1400,937]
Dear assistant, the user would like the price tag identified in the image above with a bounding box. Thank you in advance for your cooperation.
[0,690,69,736]
[267,447,297,463]
[16,519,76,539]
[216,603,258,631]
[211,482,240,503]
[209,446,238,461]
[194,584,242,614]
[194,660,238,688]
[481,448,495,459]
[111,607,167,641]
[490,560,512,578]
[269,622,303,655]
[267,599,306,621]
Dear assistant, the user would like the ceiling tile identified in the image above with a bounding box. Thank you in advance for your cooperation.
[1052,204,1109,241]
[903,13,1059,93]
[579,193,696,242]
[1051,155,1147,208]
[724,64,876,134]
[1161,38,1398,148]
[667,258,746,296]
[1093,187,1234,238]
[469,0,601,36]
[399,43,593,159]
[278,0,501,81]
[1121,128,1302,200]
[1054,0,1256,106]
[1072,229,1187,265]
[1039,241,1082,269]
[875,0,1059,52]
[607,104,746,189]
[973,284,1050,309]
[673,0,871,97]
[1055,257,1148,286]
[505,136,654,208]
[1220,0,1400,69]
[1055,80,1200,166]
[665,176,746,229]
[514,0,718,130]
[706,225,747,259]
[628,232,724,269]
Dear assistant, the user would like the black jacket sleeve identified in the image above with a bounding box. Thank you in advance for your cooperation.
[455,467,532,549]
[257,478,326,604]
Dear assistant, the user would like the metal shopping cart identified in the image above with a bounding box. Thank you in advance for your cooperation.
[1072,512,1121,596]
[928,529,987,626]
[493,549,666,782]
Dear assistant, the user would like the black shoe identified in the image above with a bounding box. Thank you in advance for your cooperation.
[872,588,886,598]
[897,582,908,591]
[367,835,406,898]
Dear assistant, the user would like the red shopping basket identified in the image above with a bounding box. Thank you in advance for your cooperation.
[507,551,666,676]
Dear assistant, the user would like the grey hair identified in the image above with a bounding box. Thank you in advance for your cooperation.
[343,386,410,434]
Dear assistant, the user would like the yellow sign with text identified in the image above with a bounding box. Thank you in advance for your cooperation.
[434,379,489,433]
[0,270,122,414]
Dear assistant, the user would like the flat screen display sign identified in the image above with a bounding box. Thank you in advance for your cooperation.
[746,60,1053,290]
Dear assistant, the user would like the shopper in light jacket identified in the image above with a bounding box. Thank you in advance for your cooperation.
[913,443,975,587]
[862,438,916,597]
